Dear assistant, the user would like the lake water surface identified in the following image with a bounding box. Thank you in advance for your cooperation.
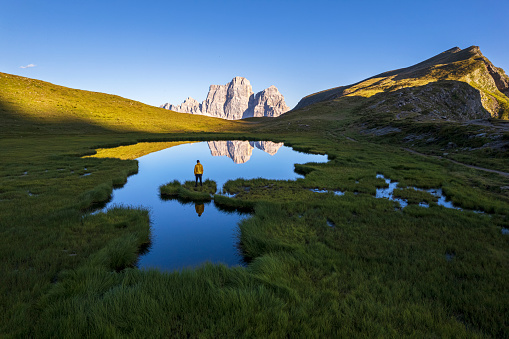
[96,141,328,271]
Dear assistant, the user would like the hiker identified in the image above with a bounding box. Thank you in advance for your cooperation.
[194,160,203,187]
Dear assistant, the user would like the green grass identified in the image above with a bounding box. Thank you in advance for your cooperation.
[182,179,217,195]
[4,133,507,336]
[0,72,248,135]
[159,179,182,197]
[393,187,438,204]
[160,179,217,202]
[25,199,508,337]
[1,60,509,337]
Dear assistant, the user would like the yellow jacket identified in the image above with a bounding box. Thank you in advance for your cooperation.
[195,203,204,216]
[194,163,203,175]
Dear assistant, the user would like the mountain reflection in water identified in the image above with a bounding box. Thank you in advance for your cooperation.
[90,141,327,271]
[207,140,283,164]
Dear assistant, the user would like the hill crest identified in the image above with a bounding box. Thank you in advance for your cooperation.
[0,72,242,135]
[293,46,509,120]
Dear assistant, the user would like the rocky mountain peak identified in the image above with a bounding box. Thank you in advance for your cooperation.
[252,85,289,118]
[231,76,251,85]
[225,77,254,119]
[294,45,509,119]
[160,77,290,120]
[466,45,480,54]
[444,47,462,54]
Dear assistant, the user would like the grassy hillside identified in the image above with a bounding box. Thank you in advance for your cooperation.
[1,57,509,337]
[0,72,249,135]
[253,47,509,173]
[294,46,509,120]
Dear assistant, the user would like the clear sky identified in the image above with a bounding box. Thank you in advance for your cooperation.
[1,0,508,109]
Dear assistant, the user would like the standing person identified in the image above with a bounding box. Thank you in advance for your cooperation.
[194,160,203,187]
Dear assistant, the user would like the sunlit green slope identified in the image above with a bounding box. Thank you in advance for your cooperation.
[0,72,246,135]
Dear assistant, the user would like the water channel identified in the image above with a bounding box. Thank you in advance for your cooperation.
[93,141,328,271]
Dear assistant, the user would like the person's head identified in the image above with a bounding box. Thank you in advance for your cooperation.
[197,160,200,163]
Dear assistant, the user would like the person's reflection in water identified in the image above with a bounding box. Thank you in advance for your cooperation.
[195,203,204,217]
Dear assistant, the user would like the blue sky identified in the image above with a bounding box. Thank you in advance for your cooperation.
[2,0,508,109]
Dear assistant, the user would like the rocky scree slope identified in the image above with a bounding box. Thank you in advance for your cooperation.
[161,77,290,120]
[294,46,509,121]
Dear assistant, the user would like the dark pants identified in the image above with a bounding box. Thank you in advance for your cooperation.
[195,174,202,186]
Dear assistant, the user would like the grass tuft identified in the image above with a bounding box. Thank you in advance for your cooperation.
[160,179,216,202]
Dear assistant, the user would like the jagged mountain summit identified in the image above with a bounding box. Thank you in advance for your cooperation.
[294,46,509,121]
[161,77,290,120]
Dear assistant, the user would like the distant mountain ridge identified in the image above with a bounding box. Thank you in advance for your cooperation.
[161,77,290,120]
[294,46,509,121]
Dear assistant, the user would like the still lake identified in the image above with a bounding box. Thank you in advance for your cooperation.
[95,141,328,271]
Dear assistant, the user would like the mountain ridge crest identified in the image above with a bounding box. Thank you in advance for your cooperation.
[293,45,509,120]
[161,77,290,120]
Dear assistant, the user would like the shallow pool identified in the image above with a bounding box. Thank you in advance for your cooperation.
[94,141,328,271]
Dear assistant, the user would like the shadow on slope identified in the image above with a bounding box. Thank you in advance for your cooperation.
[0,99,119,135]
[253,95,369,137]
[0,72,249,136]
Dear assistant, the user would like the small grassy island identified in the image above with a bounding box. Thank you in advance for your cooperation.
[1,45,509,337]
[160,179,217,201]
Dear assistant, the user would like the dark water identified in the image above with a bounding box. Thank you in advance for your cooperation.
[97,141,328,271]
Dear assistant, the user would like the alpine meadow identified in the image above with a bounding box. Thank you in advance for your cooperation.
[1,44,508,338]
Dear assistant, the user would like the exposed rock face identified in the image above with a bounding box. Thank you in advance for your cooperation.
[203,85,228,117]
[224,77,253,120]
[163,97,201,114]
[368,80,492,122]
[480,56,509,96]
[161,77,290,120]
[293,46,509,120]
[207,140,283,164]
[250,86,290,118]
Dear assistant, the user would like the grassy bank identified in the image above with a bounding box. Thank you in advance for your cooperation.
[2,131,508,337]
